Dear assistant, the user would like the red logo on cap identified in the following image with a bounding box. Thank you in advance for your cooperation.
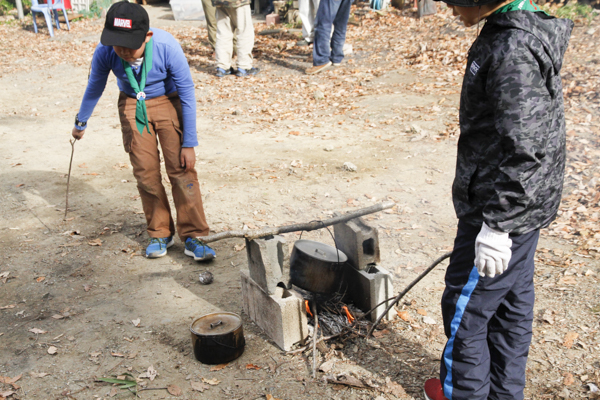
[113,18,132,28]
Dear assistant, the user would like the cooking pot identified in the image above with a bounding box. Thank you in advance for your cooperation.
[190,312,245,364]
[289,240,348,294]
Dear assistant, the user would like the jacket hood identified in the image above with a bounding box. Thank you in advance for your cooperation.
[485,12,574,73]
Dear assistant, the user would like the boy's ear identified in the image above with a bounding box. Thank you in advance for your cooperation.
[144,31,153,43]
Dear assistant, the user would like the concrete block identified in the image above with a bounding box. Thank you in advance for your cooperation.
[333,217,380,270]
[240,270,308,351]
[246,236,289,295]
[265,13,280,25]
[345,264,396,322]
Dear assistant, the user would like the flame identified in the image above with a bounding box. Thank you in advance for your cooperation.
[305,300,314,318]
[342,306,355,324]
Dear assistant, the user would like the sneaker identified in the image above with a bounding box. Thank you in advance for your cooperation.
[185,237,216,261]
[296,38,312,46]
[235,67,259,77]
[216,67,235,78]
[305,61,332,75]
[332,62,341,66]
[424,379,448,400]
[145,236,174,258]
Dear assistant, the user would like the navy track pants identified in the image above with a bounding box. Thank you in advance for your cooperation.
[440,220,540,400]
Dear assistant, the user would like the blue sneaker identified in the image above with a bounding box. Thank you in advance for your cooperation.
[235,67,259,77]
[216,67,235,78]
[185,237,216,261]
[145,236,174,258]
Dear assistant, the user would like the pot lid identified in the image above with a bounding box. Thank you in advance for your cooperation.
[293,240,348,263]
[190,312,242,336]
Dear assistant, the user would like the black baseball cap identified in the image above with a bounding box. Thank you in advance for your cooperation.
[101,1,150,49]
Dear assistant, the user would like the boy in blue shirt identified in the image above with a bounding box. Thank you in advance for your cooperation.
[72,1,216,261]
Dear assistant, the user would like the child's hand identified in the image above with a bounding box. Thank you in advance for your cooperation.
[180,147,196,172]
[475,222,512,278]
[72,127,85,140]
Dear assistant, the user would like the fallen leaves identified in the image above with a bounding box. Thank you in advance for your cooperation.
[47,346,58,355]
[190,380,209,392]
[202,377,220,386]
[209,363,228,372]
[87,239,102,246]
[28,328,47,334]
[563,331,579,349]
[131,318,141,327]
[246,363,261,370]
[167,384,182,396]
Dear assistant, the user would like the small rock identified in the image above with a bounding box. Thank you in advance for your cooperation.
[232,109,242,115]
[343,162,357,172]
[313,90,325,101]
[324,145,334,152]
[199,271,214,285]
[423,316,437,325]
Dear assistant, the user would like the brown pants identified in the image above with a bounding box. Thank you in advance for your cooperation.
[118,92,210,241]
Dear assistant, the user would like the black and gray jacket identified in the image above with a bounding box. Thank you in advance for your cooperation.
[453,11,573,235]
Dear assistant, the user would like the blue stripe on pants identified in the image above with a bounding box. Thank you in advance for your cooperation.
[440,220,539,400]
[443,266,480,400]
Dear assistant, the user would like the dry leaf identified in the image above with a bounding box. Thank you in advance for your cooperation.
[396,310,412,322]
[416,309,427,316]
[78,163,87,168]
[0,391,15,398]
[167,385,182,396]
[202,377,221,385]
[36,276,45,283]
[266,395,283,400]
[111,352,124,358]
[28,328,47,334]
[146,365,158,381]
[245,364,261,370]
[383,377,407,397]
[209,363,228,372]
[89,351,101,357]
[131,318,141,327]
[0,305,15,310]
[190,381,209,392]
[47,346,58,355]
[233,243,245,252]
[563,331,578,348]
[563,373,575,386]
[29,372,50,378]
[558,276,577,285]
[109,386,119,397]
[52,314,64,320]
[83,284,91,292]
[88,239,102,246]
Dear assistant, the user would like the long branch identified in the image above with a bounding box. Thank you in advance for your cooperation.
[200,201,395,244]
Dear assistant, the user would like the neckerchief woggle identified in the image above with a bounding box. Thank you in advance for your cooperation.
[121,37,153,136]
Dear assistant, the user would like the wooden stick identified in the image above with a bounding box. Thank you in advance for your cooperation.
[200,201,395,244]
[64,139,76,221]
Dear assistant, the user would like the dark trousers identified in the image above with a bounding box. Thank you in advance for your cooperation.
[312,0,352,66]
[118,92,210,241]
[440,220,539,400]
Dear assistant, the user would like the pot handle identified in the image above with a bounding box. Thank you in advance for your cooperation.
[210,320,223,329]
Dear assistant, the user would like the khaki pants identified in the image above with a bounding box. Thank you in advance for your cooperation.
[201,0,217,48]
[118,92,210,241]
[215,5,254,70]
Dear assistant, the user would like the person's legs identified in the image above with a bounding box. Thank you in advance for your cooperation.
[312,0,338,66]
[118,92,174,240]
[147,94,210,241]
[487,230,539,400]
[330,0,351,64]
[233,4,255,70]
[215,7,234,70]
[201,0,217,48]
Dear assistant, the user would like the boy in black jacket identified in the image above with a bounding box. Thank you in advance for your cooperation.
[423,1,573,399]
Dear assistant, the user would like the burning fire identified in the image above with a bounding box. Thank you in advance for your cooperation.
[342,306,355,324]
[305,300,313,318]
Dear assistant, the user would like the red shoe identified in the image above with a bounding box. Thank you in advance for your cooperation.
[424,378,448,400]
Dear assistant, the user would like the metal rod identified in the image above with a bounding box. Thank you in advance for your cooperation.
[312,301,319,379]
[366,251,452,338]
[64,139,76,221]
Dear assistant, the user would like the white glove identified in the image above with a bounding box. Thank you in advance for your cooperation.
[475,222,512,278]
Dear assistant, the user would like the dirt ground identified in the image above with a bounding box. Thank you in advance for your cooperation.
[0,2,599,400]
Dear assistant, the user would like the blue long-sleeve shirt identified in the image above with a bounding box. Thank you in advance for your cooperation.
[75,28,198,147]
